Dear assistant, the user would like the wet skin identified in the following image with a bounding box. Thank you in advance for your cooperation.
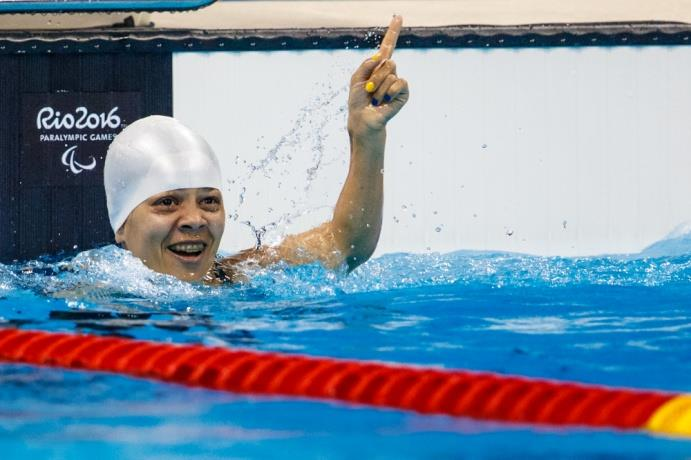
[115,187,225,282]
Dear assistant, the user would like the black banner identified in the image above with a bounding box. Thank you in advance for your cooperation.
[0,52,171,262]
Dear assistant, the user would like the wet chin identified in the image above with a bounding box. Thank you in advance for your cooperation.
[162,267,196,281]
[160,253,212,282]
[168,261,210,282]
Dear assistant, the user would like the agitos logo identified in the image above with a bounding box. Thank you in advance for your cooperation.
[61,145,96,174]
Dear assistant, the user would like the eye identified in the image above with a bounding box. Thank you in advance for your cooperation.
[201,196,220,205]
[153,196,178,208]
[200,196,221,210]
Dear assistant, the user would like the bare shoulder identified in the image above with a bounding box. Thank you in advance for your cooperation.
[210,222,347,283]
[206,248,266,285]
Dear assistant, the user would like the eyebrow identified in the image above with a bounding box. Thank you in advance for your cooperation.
[150,190,184,200]
[198,188,222,196]
[149,188,220,202]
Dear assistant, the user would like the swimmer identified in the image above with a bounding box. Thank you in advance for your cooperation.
[103,16,409,283]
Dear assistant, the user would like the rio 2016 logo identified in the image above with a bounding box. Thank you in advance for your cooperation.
[36,106,121,130]
[35,105,121,176]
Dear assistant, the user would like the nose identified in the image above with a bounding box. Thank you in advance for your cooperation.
[177,205,207,233]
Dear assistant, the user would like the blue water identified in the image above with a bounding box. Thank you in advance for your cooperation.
[2,244,691,458]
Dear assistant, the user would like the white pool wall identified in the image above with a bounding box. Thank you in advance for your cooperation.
[173,46,691,257]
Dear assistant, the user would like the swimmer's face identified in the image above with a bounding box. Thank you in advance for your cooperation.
[115,187,225,282]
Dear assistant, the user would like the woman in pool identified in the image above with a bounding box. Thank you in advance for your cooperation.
[103,16,408,283]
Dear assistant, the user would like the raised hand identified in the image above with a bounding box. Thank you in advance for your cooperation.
[348,15,410,134]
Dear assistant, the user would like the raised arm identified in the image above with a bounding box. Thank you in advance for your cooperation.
[331,16,409,269]
[220,16,409,275]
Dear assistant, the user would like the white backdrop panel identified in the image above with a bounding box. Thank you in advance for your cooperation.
[173,46,691,257]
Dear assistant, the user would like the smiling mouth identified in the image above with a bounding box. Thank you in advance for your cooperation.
[167,242,207,260]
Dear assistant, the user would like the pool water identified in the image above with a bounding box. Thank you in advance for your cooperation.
[2,243,691,458]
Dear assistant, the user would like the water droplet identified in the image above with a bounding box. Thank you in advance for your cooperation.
[412,213,417,218]
[380,168,385,174]
[350,244,355,249]
[366,223,371,228]
[433,211,438,215]
[72,244,78,250]
[505,229,514,237]
[562,220,568,229]
[401,204,407,211]
[481,143,487,149]
[435,226,442,233]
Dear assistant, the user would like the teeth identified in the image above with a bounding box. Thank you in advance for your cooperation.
[169,243,205,253]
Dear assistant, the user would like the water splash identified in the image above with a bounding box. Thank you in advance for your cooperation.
[6,245,215,309]
[2,226,691,310]
[53,248,691,301]
[227,85,349,248]
[231,249,691,299]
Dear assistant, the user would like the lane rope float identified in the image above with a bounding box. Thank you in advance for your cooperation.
[0,327,688,436]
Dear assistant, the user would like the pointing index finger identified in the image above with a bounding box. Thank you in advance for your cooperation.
[378,15,402,60]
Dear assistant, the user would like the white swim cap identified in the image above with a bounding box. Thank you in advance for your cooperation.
[104,115,223,233]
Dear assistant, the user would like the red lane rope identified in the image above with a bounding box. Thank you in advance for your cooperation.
[0,328,675,429]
